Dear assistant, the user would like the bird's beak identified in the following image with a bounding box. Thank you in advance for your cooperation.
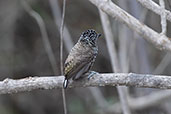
[98,33,102,38]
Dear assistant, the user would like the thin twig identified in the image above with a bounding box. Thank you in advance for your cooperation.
[131,7,150,73]
[118,0,130,73]
[22,1,67,113]
[21,0,58,74]
[118,1,132,114]
[159,0,167,35]
[49,0,74,52]
[99,9,131,114]
[59,0,67,114]
[98,11,119,72]
[60,0,66,76]
[153,0,169,74]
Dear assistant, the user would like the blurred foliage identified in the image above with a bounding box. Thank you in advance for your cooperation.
[68,98,86,114]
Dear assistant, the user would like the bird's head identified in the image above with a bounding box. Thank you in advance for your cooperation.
[79,29,101,47]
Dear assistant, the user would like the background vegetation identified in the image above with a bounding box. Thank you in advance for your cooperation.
[0,0,171,114]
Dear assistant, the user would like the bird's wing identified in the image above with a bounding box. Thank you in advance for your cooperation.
[63,57,91,89]
[64,43,95,80]
[64,54,93,80]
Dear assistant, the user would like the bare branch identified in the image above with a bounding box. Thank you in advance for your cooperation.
[49,0,74,52]
[136,0,171,22]
[99,9,131,114]
[60,0,66,75]
[59,0,67,113]
[99,10,120,72]
[159,0,167,35]
[88,0,171,51]
[1,73,171,95]
[21,0,58,74]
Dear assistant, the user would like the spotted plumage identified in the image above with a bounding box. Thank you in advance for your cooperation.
[63,29,101,88]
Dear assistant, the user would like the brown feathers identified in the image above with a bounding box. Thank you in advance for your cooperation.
[63,29,101,88]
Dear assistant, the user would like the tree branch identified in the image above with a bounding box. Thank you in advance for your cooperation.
[159,0,167,35]
[136,0,171,23]
[1,73,171,94]
[21,0,58,74]
[99,9,131,114]
[88,0,171,51]
[49,0,74,52]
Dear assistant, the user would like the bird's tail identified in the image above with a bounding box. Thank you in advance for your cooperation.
[63,78,68,89]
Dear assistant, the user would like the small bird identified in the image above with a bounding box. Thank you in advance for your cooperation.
[63,29,101,89]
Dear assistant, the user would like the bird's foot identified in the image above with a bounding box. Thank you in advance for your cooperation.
[87,71,99,80]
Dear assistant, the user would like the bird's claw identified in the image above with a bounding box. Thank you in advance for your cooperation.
[87,71,99,80]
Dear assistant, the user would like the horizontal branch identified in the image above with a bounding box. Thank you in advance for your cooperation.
[1,73,171,94]
[88,0,171,51]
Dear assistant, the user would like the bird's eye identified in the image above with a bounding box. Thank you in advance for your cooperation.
[90,32,96,39]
